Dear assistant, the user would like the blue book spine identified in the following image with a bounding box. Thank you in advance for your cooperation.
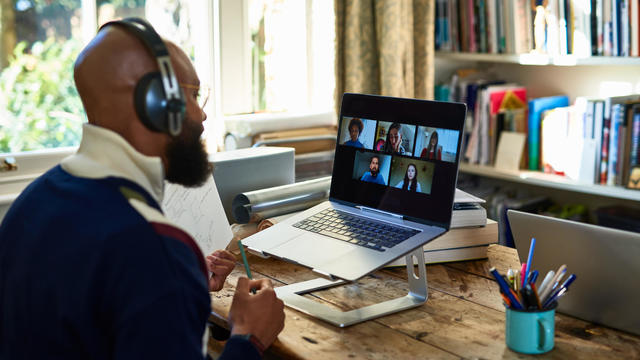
[528,96,570,170]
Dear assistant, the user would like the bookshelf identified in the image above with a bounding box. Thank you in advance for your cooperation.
[436,53,640,215]
[434,54,640,220]
[460,163,640,202]
[433,0,640,230]
[437,51,640,66]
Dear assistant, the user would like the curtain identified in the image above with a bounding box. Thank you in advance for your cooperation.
[335,0,435,110]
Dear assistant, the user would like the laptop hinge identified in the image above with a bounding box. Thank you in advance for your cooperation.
[246,246,270,259]
[312,268,336,281]
[356,206,404,219]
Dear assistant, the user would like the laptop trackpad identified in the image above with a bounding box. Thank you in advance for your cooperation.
[272,233,355,267]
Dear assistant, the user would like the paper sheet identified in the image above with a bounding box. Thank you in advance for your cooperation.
[162,176,233,256]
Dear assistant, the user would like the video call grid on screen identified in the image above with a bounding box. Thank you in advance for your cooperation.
[331,95,465,226]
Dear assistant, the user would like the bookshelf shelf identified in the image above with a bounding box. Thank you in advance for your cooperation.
[436,52,640,66]
[459,163,640,202]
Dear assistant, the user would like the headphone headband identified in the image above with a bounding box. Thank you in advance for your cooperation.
[99,17,185,136]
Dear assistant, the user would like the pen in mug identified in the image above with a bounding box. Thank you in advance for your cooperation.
[490,267,524,310]
[530,282,543,309]
[238,240,257,294]
[529,270,539,285]
[543,274,576,307]
[538,270,555,295]
[540,264,567,303]
[507,268,515,288]
[543,287,567,309]
[525,237,536,283]
[520,262,527,287]
[500,293,512,307]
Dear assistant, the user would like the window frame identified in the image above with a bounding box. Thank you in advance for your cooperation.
[1,0,335,198]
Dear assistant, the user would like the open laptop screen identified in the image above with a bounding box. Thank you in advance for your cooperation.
[330,93,466,228]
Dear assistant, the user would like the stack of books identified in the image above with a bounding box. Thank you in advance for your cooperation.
[386,188,497,266]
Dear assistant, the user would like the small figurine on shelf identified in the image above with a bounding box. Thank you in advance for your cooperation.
[532,0,548,54]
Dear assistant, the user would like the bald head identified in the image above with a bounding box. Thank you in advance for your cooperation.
[74,25,155,130]
[73,23,202,164]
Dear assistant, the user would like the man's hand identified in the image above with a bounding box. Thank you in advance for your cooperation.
[206,250,236,292]
[229,278,285,349]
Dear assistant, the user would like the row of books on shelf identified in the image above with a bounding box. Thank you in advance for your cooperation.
[435,0,640,57]
[438,69,640,189]
[540,94,640,187]
[387,189,496,266]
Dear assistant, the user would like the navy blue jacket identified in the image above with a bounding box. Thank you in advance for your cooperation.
[0,166,260,359]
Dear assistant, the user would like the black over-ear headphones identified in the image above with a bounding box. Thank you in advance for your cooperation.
[99,17,185,136]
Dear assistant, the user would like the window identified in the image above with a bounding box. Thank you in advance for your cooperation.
[0,1,335,191]
[219,0,335,115]
[0,0,207,155]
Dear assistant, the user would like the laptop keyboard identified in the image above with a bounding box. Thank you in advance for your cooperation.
[293,208,420,252]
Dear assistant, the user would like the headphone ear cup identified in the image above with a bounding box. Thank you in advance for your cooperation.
[134,72,167,133]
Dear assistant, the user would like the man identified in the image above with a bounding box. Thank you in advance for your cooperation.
[0,20,284,359]
[360,155,386,185]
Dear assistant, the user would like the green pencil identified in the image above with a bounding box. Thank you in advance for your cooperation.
[238,240,256,294]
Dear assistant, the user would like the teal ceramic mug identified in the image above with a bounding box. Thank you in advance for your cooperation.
[505,304,556,354]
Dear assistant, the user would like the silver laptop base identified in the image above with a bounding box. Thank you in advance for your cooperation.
[274,248,428,327]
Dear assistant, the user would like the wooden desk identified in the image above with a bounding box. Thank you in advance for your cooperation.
[209,245,640,359]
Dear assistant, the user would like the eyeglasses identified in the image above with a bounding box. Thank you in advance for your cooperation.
[180,83,210,110]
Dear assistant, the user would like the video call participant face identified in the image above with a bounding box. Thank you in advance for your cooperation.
[390,128,401,147]
[386,123,402,153]
[369,156,380,176]
[406,164,416,180]
[430,132,438,147]
[349,124,360,141]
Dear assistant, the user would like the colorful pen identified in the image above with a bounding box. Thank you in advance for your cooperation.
[530,283,543,309]
[529,270,539,285]
[540,264,567,303]
[525,237,536,283]
[490,267,524,310]
[521,284,540,310]
[543,274,576,307]
[538,270,555,295]
[543,287,567,309]
[507,268,515,289]
[238,240,256,294]
[500,293,512,307]
[520,262,527,287]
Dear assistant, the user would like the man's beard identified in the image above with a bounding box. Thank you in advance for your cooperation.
[165,118,212,187]
[370,168,379,176]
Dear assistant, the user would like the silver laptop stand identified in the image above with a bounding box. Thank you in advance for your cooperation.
[274,247,428,327]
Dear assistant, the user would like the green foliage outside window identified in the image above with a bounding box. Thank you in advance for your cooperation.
[0,37,84,153]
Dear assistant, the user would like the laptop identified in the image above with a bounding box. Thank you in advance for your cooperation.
[508,210,640,335]
[243,93,466,281]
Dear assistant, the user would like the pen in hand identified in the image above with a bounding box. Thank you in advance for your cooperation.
[238,240,257,294]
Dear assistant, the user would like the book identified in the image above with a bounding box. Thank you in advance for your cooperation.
[626,104,640,189]
[452,202,487,228]
[601,95,640,184]
[528,95,570,170]
[251,126,337,155]
[385,219,498,267]
[540,106,570,175]
[488,85,527,164]
[453,188,487,228]
[432,219,498,250]
[606,104,624,185]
